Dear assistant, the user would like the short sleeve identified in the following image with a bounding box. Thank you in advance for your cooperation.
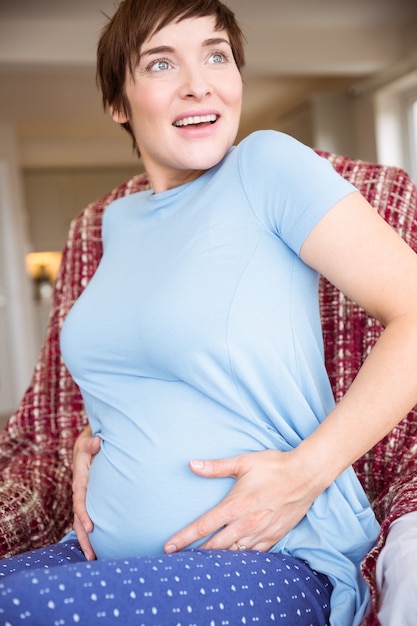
[237,130,357,254]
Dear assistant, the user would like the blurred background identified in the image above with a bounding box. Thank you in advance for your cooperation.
[0,0,417,421]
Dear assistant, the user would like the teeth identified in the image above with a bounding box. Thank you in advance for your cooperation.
[174,114,217,127]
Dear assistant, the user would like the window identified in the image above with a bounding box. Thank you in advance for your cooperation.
[374,70,417,184]
[407,95,417,182]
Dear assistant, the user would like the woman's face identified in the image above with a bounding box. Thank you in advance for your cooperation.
[112,16,243,192]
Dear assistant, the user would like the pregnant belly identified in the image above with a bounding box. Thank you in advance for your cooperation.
[83,380,277,560]
[86,441,235,559]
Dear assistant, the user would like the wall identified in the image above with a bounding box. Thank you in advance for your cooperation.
[271,89,378,163]
[24,166,142,252]
[0,125,37,415]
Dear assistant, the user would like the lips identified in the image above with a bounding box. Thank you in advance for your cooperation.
[173,114,218,127]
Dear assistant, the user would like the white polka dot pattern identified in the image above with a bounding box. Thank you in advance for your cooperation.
[0,541,331,625]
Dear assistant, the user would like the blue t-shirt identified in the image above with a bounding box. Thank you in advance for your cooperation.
[61,131,379,625]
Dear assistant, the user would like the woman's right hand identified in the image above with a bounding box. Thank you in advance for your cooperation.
[72,425,101,560]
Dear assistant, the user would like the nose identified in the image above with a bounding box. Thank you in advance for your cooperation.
[179,65,211,100]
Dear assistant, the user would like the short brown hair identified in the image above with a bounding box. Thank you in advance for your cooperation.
[96,0,245,155]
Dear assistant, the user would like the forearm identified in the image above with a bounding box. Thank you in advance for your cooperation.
[297,313,417,493]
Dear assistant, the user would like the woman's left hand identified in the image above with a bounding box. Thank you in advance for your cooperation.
[164,449,317,553]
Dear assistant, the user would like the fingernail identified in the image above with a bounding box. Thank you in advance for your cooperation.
[190,460,204,469]
[165,544,177,554]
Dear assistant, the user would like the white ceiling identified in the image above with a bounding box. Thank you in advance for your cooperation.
[1,0,416,167]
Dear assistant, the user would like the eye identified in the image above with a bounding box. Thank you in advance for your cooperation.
[147,58,172,72]
[208,51,227,64]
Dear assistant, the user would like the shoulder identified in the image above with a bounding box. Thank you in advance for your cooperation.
[231,131,356,252]
[238,129,295,148]
[237,129,313,159]
[234,130,339,194]
[104,189,152,219]
[101,190,152,244]
[235,130,329,180]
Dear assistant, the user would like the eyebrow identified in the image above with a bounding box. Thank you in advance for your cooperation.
[141,37,232,59]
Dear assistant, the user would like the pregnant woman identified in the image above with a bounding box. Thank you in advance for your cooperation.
[2,1,417,625]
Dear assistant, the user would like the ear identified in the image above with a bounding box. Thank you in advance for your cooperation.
[110,105,129,124]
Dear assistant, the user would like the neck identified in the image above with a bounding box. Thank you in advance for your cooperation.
[144,165,206,194]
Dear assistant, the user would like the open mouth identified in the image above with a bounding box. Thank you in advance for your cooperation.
[173,114,218,127]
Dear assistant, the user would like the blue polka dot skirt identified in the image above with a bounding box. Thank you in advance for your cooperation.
[0,541,332,625]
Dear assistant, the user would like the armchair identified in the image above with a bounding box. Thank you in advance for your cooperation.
[1,153,416,625]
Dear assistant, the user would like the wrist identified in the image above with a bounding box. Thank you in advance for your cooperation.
[289,435,341,500]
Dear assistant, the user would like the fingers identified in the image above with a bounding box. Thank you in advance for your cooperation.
[72,427,101,559]
[164,457,244,552]
[73,514,96,561]
[165,451,296,555]
[228,539,275,553]
[164,493,275,554]
[72,453,92,526]
[72,481,93,532]
[87,435,101,456]
[75,429,101,457]
[164,511,223,554]
[164,457,243,553]
[165,511,277,554]
[199,516,277,553]
[189,455,243,479]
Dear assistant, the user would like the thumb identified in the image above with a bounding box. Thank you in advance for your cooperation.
[189,456,241,478]
[89,435,101,455]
